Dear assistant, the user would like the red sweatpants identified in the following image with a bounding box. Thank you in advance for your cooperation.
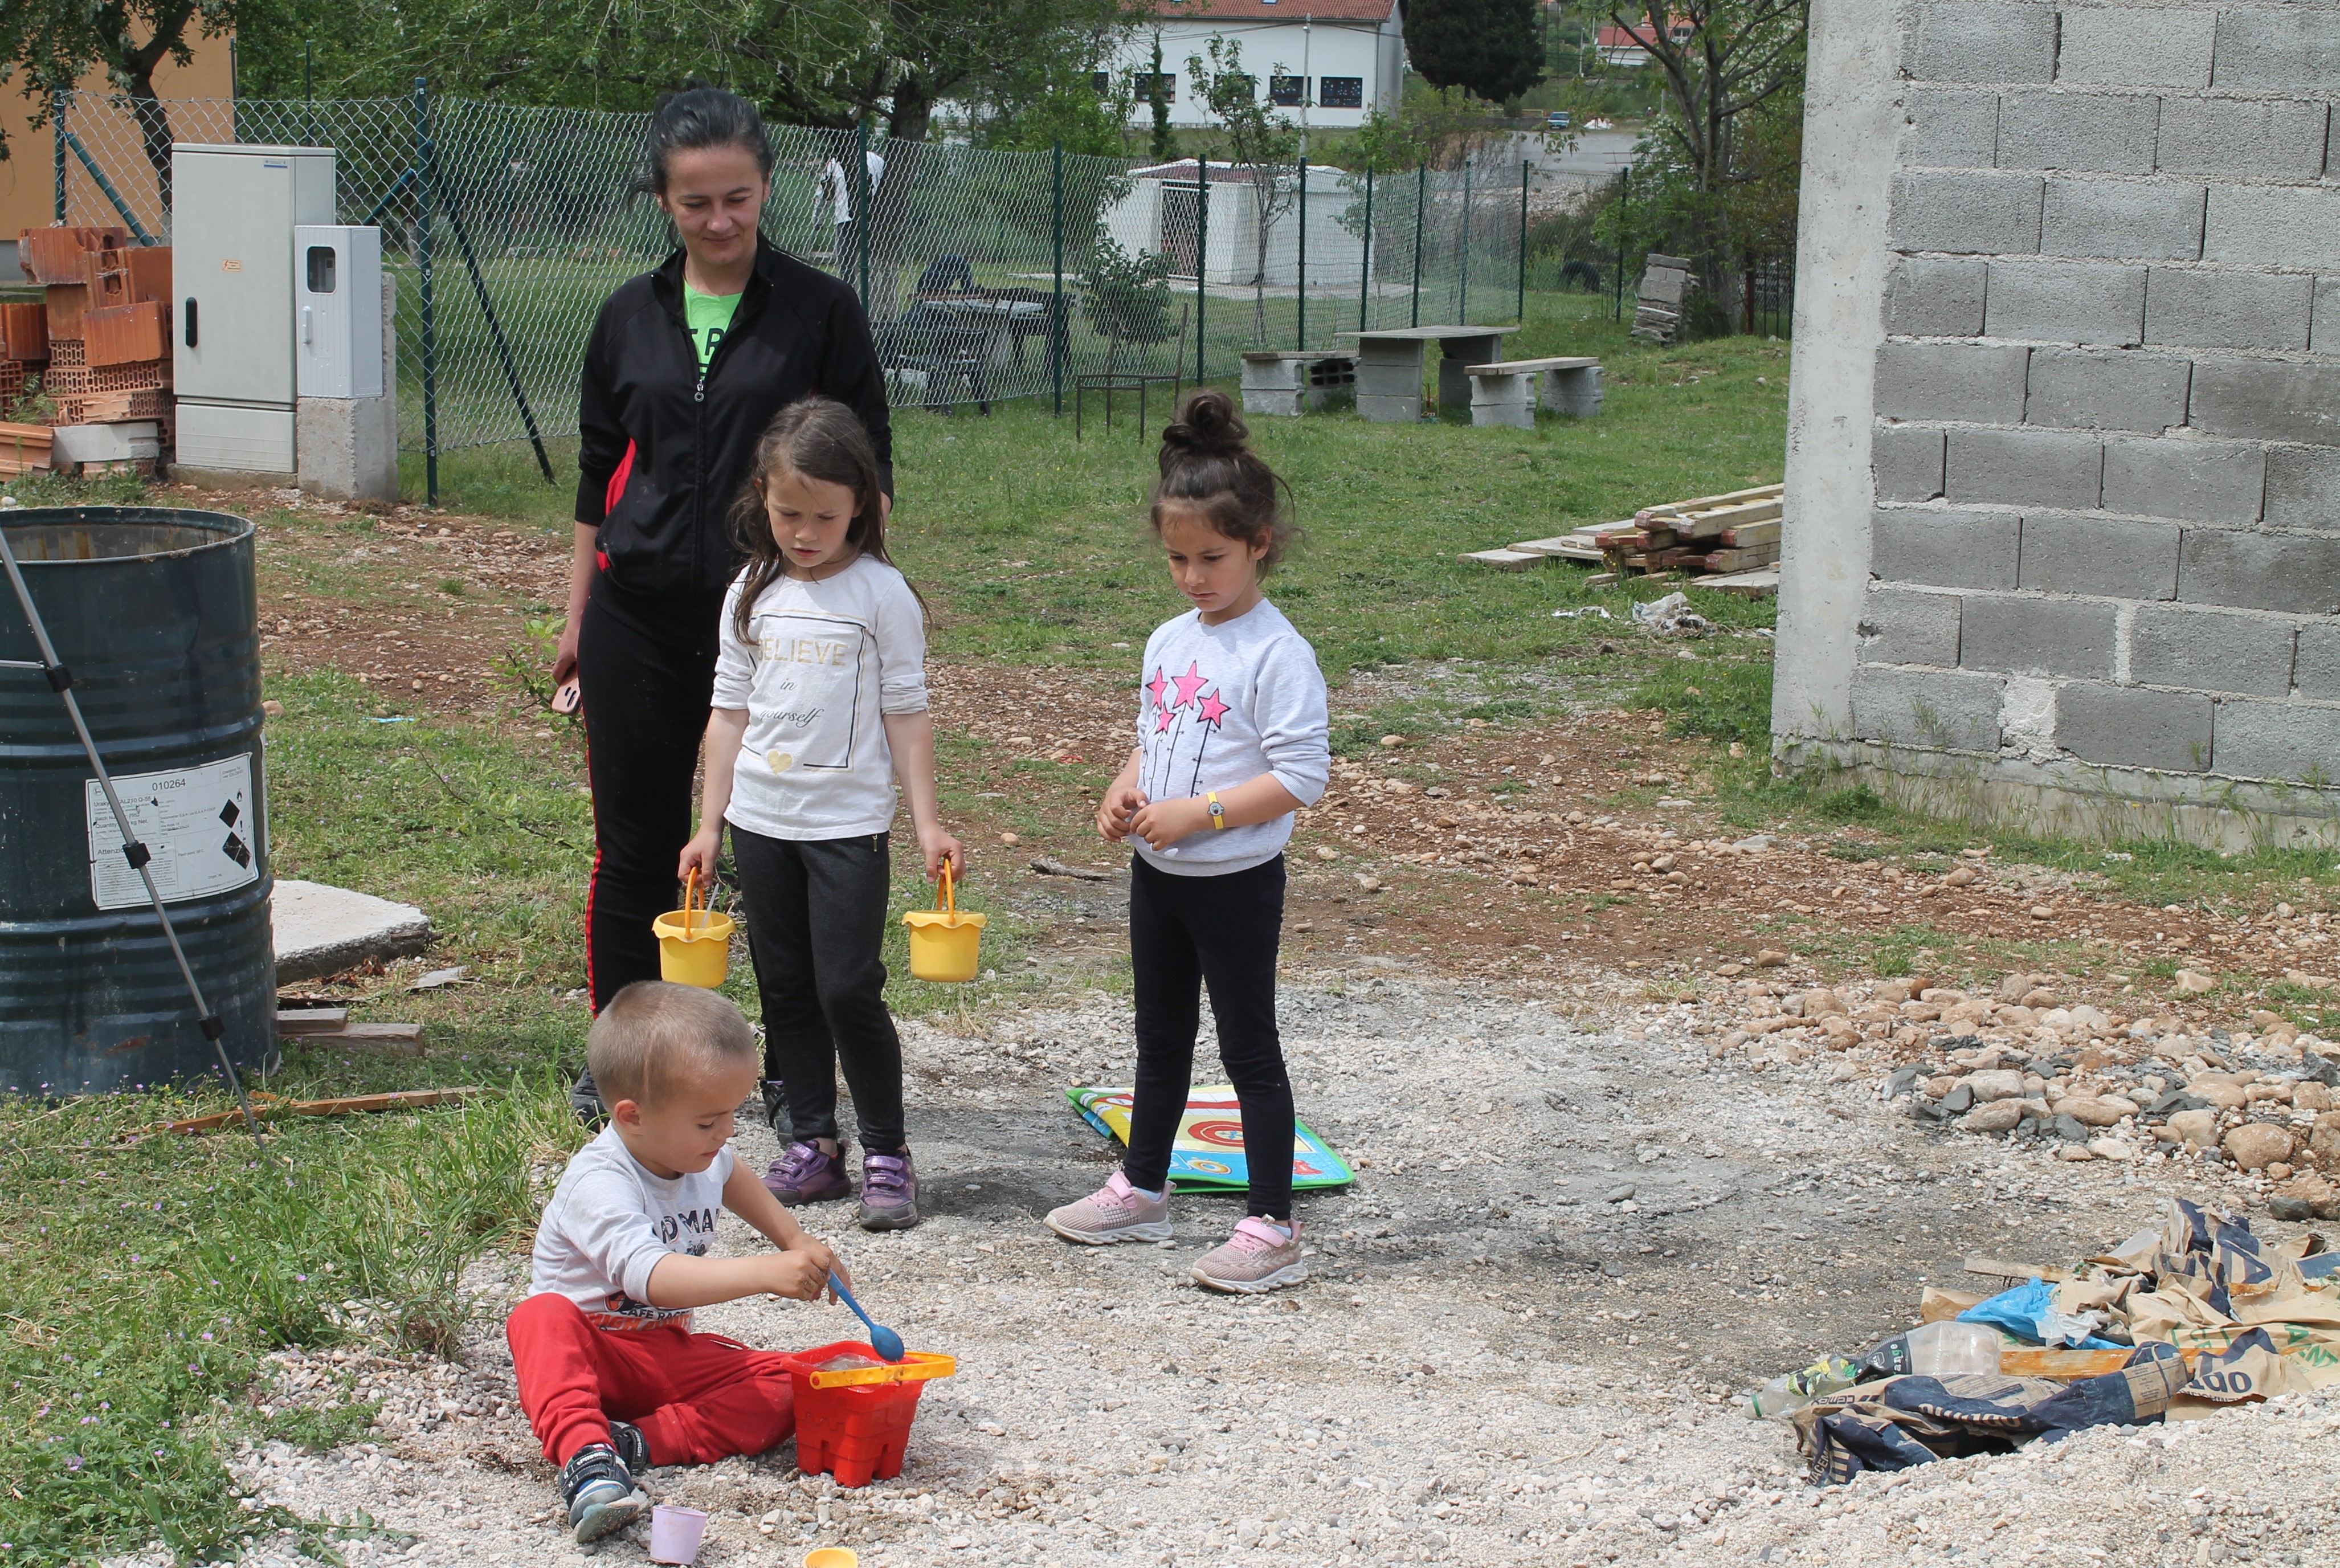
[506,1292,797,1468]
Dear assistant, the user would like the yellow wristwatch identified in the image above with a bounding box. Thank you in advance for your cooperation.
[1206,791,1226,828]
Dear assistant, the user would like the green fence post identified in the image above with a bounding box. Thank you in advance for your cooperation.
[52,93,66,222]
[1194,157,1207,385]
[1517,158,1530,322]
[1358,162,1374,332]
[1051,141,1064,418]
[1614,167,1630,324]
[1410,164,1425,328]
[1458,155,1473,322]
[1295,156,1306,351]
[853,121,872,316]
[412,78,439,506]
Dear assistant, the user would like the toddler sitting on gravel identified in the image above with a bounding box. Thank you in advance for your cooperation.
[506,981,849,1542]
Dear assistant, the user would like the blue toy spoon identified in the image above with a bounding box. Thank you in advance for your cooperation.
[828,1271,905,1362]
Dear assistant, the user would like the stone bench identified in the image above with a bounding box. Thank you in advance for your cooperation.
[1464,356,1605,428]
[1240,352,1357,416]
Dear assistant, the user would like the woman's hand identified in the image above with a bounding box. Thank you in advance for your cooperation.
[1097,781,1147,842]
[1130,796,1211,851]
[915,823,965,881]
[552,619,581,690]
[677,827,722,886]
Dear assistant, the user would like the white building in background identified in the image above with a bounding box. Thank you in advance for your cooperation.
[1104,0,1406,131]
[1102,159,1366,286]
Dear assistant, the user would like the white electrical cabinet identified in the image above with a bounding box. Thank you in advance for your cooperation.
[171,144,336,472]
[295,225,383,399]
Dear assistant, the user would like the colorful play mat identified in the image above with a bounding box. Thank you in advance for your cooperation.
[1066,1085,1355,1191]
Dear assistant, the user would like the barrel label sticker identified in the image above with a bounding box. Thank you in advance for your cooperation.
[85,753,260,910]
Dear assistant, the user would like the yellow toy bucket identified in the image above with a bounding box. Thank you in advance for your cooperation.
[654,868,736,988]
[902,863,985,983]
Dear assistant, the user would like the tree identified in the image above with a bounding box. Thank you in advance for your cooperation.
[1406,0,1546,106]
[1186,35,1298,337]
[1608,0,1806,328]
[0,0,236,205]
[1147,32,1173,162]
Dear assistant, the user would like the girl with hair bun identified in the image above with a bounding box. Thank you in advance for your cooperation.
[1044,389,1330,1295]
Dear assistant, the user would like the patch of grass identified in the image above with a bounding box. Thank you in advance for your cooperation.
[1819,784,1888,823]
[1631,646,1775,748]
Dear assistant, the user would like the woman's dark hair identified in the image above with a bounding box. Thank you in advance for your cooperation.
[730,397,914,639]
[640,85,775,196]
[1151,388,1295,571]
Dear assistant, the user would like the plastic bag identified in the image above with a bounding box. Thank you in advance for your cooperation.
[1957,1279,2123,1349]
[1630,592,1710,636]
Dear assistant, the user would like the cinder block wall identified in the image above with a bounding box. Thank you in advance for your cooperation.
[1774,0,2340,847]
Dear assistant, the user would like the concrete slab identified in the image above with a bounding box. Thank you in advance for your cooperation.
[272,879,433,982]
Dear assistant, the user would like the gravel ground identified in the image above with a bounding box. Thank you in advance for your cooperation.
[128,966,2340,1568]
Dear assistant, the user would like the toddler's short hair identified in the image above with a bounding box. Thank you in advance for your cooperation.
[587,982,758,1108]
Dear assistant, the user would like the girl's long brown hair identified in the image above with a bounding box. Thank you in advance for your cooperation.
[728,396,914,640]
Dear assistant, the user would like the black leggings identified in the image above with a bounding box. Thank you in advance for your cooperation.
[733,824,907,1154]
[1123,854,1294,1221]
[577,574,722,1014]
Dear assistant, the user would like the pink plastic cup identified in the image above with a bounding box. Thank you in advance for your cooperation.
[648,1504,710,1565]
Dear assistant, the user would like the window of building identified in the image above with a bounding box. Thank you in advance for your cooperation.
[1268,75,1306,106]
[1092,71,1110,95]
[1318,76,1364,108]
[1132,71,1177,103]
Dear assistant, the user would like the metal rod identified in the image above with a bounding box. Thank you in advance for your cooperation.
[413,79,440,505]
[1295,156,1306,351]
[0,524,266,1142]
[61,131,155,244]
[1410,164,1425,329]
[1458,155,1473,323]
[441,182,554,480]
[1517,158,1530,323]
[52,93,67,223]
[358,167,415,230]
[1358,162,1374,332]
[1614,168,1630,324]
[854,121,872,316]
[1051,141,1064,418]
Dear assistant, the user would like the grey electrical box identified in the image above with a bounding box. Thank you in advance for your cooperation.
[295,225,383,399]
[171,144,336,473]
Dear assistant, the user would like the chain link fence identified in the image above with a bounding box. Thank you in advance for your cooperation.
[51,87,1540,486]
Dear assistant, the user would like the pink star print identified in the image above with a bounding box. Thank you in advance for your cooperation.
[1196,690,1230,727]
[1145,668,1169,709]
[1154,708,1176,732]
[1171,662,1208,709]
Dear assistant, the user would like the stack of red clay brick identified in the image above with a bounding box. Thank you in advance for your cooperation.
[8,226,172,477]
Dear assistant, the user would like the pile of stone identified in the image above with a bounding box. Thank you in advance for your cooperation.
[1631,252,1696,345]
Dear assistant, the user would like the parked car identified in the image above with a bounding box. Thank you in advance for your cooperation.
[1546,111,1572,129]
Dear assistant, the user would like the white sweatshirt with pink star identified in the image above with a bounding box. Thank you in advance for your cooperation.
[1133,598,1329,876]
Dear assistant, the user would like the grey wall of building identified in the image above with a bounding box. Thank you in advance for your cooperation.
[1775,0,2340,847]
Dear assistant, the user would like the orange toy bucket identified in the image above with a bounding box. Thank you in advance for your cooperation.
[778,1341,957,1487]
[654,868,736,988]
[901,863,985,983]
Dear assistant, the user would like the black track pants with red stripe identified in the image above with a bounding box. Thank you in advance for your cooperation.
[578,574,724,1016]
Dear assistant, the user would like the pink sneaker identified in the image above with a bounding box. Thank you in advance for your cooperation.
[1043,1171,1174,1244]
[1191,1217,1306,1293]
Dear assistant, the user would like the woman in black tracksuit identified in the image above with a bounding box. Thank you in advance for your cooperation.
[557,88,893,1113]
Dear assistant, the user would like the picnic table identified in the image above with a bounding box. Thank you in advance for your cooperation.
[1332,325,1524,422]
[1463,355,1604,428]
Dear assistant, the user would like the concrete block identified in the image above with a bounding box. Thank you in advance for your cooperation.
[1995,92,2159,174]
[1851,665,2006,751]
[2265,447,2340,532]
[1905,2,2059,82]
[2211,700,2340,783]
[1888,172,2044,255]
[273,878,434,981]
[297,276,399,504]
[2100,438,2265,525]
[1982,262,2144,345]
[1872,508,2021,589]
[1904,88,2000,168]
[1859,586,1962,666]
[1876,341,2030,423]
[2178,529,2340,615]
[2131,604,2297,697]
[2017,514,2181,599]
[2203,187,2340,271]
[2041,180,2206,261]
[2157,98,2329,182]
[1873,426,1947,501]
[2189,360,2340,447]
[2144,269,2312,352]
[2316,278,2340,356]
[2292,623,2340,700]
[2056,684,2214,771]
[1946,428,2105,511]
[2058,7,2215,88]
[2024,349,2190,433]
[2211,7,2340,91]
[1959,593,2118,679]
[1886,257,1988,337]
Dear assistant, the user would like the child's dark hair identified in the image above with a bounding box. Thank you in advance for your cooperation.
[1152,389,1295,570]
[730,397,913,639]
[639,85,774,196]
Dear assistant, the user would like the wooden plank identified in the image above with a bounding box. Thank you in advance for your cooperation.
[1998,1348,2157,1380]
[1510,533,1609,560]
[1715,520,1781,549]
[1461,548,1550,570]
[276,1007,349,1035]
[337,1022,426,1056]
[1702,568,1779,599]
[160,1085,483,1135]
[1701,545,1780,572]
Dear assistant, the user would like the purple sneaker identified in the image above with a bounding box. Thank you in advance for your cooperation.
[763,1140,850,1204]
[856,1151,920,1231]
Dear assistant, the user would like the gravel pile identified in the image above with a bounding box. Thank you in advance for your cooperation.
[116,974,2335,1568]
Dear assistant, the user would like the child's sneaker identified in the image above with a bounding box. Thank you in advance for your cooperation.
[857,1151,919,1231]
[1191,1217,1306,1294]
[607,1419,651,1476]
[763,1140,850,1204]
[558,1443,648,1544]
[1044,1171,1174,1244]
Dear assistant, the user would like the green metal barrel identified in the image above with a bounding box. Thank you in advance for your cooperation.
[0,507,279,1094]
